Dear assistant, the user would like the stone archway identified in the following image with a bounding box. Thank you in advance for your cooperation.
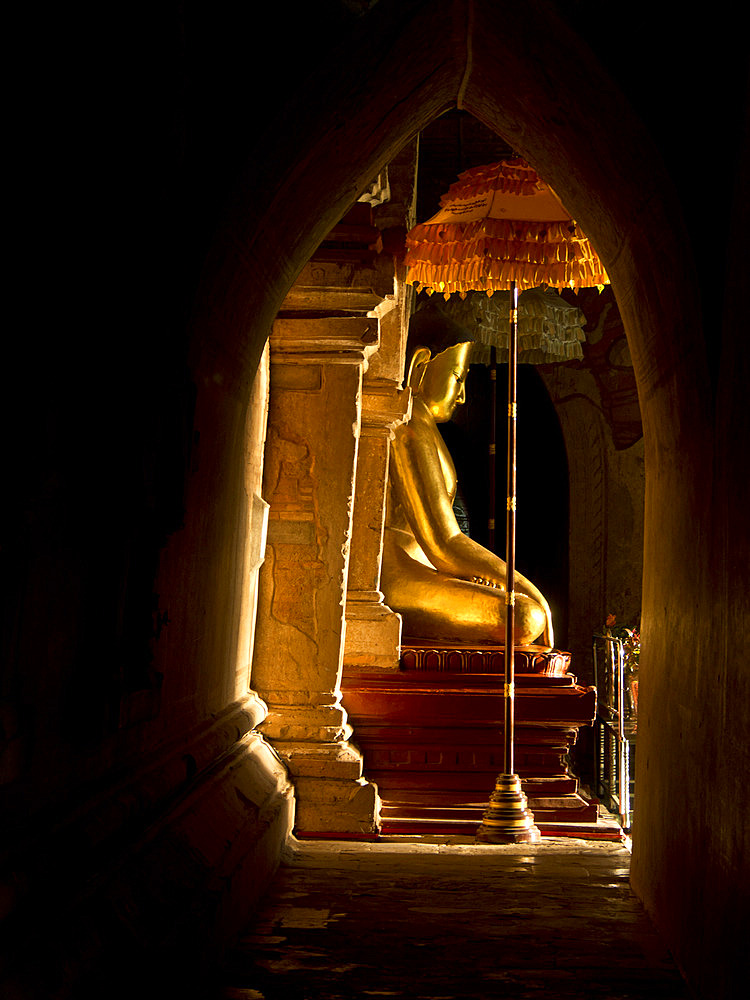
[175,0,712,956]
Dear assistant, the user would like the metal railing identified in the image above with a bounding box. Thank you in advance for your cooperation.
[592,633,637,831]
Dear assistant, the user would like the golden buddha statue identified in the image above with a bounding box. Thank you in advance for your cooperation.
[381,314,554,648]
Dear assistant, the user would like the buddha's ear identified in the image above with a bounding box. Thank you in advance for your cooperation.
[407,346,432,391]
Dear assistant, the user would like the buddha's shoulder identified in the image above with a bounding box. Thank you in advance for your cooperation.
[394,408,442,449]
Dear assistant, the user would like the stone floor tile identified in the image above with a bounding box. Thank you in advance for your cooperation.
[218,837,691,1000]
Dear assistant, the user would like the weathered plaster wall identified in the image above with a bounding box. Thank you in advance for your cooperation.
[629,116,750,1000]
[539,311,645,689]
[3,316,295,994]
[533,309,644,785]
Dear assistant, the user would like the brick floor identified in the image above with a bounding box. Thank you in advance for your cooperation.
[219,836,691,999]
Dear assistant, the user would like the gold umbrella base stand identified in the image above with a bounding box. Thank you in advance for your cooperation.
[476,773,541,844]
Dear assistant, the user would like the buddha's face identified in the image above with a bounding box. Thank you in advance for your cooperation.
[419,342,472,423]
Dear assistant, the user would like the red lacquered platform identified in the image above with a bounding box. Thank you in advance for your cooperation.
[341,643,600,836]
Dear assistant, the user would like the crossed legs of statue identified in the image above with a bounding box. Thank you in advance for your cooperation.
[383,542,549,647]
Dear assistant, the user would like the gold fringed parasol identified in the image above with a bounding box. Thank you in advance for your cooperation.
[406,158,608,296]
[405,157,609,844]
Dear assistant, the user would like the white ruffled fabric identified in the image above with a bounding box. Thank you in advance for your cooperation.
[423,287,588,364]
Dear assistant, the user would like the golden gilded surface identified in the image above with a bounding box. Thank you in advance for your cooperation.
[381,341,553,647]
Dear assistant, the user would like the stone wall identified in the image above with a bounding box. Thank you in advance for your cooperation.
[539,288,645,687]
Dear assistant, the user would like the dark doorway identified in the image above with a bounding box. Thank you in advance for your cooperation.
[440,361,570,648]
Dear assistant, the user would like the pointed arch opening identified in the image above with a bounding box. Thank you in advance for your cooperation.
[182,0,702,889]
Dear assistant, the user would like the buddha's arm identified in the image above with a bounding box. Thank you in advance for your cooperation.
[390,417,510,586]
[391,417,554,646]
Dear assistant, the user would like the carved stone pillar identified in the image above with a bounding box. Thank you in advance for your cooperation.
[343,281,412,671]
[252,313,382,836]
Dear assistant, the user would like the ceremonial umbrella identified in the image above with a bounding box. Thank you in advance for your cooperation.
[405,157,608,842]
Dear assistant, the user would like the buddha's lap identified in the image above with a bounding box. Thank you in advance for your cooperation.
[383,569,546,629]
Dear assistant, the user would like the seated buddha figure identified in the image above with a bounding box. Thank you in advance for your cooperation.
[381,312,553,648]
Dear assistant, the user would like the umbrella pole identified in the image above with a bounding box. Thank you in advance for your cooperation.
[477,282,540,844]
[488,346,497,552]
[504,286,517,775]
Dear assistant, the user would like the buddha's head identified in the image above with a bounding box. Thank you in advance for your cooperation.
[406,301,475,423]
[408,341,473,423]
